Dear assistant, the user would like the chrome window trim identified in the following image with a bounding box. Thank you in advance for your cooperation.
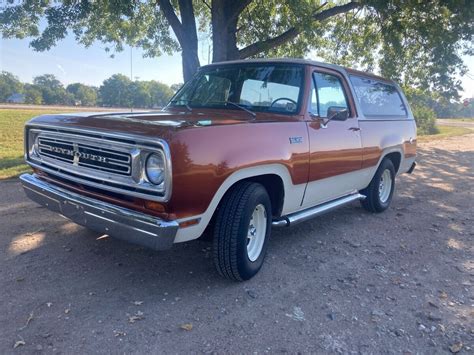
[25,123,173,202]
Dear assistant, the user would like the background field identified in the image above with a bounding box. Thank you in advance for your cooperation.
[0,107,472,179]
[0,107,127,179]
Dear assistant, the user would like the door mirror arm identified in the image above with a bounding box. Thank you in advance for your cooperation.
[309,110,347,129]
[309,112,328,129]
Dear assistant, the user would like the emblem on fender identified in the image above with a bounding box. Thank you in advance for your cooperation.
[289,136,303,144]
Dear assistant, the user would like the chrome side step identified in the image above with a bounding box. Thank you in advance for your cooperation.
[272,193,366,227]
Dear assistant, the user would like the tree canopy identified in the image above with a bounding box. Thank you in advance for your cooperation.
[66,83,98,106]
[0,71,175,108]
[0,71,23,102]
[1,1,472,98]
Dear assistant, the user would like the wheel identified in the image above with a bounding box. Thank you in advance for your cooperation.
[360,158,396,213]
[212,182,272,281]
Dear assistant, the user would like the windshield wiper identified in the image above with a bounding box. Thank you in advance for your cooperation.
[168,99,192,113]
[169,99,256,119]
[208,101,256,119]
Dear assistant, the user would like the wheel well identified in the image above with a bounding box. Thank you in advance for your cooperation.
[384,152,401,173]
[200,174,285,241]
[243,174,284,218]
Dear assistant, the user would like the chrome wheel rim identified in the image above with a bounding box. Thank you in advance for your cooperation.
[378,169,392,203]
[247,204,267,262]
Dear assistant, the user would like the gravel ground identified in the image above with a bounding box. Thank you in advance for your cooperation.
[1,131,473,354]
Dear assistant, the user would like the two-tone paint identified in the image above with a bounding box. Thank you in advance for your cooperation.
[24,58,417,244]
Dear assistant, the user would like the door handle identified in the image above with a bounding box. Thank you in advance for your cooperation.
[348,127,360,131]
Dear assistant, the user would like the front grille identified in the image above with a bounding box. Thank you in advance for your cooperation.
[26,126,172,202]
[37,137,131,176]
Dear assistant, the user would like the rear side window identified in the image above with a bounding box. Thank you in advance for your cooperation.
[350,76,407,117]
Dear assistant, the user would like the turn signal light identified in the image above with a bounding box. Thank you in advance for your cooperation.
[144,200,166,212]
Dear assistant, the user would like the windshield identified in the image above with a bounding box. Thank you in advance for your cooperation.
[168,64,304,114]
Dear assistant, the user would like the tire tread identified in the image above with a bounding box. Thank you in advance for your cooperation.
[213,181,259,281]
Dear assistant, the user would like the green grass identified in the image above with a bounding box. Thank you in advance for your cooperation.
[417,125,472,142]
[0,109,65,179]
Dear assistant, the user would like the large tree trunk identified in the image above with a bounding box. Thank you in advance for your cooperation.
[181,44,200,82]
[158,0,200,82]
[211,0,253,62]
[211,0,240,62]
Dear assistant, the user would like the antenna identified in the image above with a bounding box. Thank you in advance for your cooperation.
[130,45,133,112]
[130,45,133,81]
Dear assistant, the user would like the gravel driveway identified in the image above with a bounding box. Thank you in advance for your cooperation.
[1,131,473,354]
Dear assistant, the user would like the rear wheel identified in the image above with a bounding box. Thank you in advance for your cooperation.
[213,182,272,281]
[361,158,396,213]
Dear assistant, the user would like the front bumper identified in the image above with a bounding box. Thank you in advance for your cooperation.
[20,174,179,250]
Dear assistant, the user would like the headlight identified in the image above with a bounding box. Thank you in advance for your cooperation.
[145,152,165,185]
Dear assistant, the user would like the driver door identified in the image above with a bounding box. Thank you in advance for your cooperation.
[301,68,363,208]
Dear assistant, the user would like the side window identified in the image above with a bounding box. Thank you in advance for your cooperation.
[308,79,318,114]
[313,73,349,117]
[349,76,407,117]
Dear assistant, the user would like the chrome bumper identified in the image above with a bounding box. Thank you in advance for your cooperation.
[20,174,179,250]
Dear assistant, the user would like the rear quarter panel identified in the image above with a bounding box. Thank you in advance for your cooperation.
[359,119,417,173]
[343,71,417,176]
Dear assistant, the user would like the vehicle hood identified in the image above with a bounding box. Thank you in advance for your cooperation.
[27,109,301,139]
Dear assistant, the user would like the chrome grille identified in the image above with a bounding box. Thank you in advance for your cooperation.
[37,137,131,175]
[26,126,173,202]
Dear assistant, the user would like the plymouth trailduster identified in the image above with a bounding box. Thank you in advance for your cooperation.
[21,59,416,281]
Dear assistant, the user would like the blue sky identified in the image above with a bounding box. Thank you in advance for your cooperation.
[1,32,473,99]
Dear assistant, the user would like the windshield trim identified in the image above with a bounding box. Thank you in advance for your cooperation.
[166,63,306,116]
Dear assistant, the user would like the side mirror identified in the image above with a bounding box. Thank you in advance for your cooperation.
[327,106,349,121]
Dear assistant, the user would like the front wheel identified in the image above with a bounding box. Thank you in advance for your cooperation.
[360,158,396,213]
[213,182,272,281]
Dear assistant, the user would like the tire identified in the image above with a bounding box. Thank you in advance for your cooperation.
[360,158,396,213]
[213,181,272,281]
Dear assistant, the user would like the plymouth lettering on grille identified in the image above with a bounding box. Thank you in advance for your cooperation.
[49,146,108,163]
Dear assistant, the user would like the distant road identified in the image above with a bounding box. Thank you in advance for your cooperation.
[437,118,474,129]
[0,104,152,112]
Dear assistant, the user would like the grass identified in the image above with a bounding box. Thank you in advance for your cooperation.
[1,108,473,180]
[417,125,472,142]
[0,109,65,179]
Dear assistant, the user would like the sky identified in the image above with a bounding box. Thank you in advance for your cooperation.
[1,32,473,99]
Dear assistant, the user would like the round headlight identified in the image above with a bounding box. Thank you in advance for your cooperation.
[145,153,165,185]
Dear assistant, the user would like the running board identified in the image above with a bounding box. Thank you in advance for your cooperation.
[272,193,366,227]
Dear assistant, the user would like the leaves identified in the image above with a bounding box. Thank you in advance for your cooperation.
[128,311,144,323]
[13,340,25,349]
[1,0,472,97]
[449,342,463,353]
[180,323,193,331]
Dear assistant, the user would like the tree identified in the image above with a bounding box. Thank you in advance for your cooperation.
[66,83,98,106]
[33,74,71,105]
[130,81,152,108]
[99,74,133,107]
[0,71,23,102]
[148,80,174,107]
[170,83,183,93]
[23,84,43,105]
[1,1,472,96]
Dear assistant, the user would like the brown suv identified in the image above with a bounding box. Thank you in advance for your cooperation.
[21,59,417,281]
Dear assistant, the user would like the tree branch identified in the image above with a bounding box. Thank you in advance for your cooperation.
[239,1,362,59]
[157,0,184,43]
[202,0,211,11]
[228,0,253,25]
